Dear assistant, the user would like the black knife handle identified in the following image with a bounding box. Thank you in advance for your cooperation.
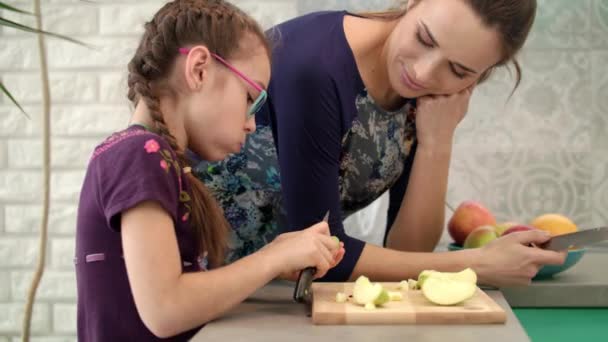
[293,266,316,303]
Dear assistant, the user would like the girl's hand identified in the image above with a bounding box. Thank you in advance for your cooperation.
[475,230,567,287]
[415,85,474,150]
[263,222,345,281]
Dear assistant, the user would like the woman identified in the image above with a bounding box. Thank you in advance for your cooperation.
[195,0,566,287]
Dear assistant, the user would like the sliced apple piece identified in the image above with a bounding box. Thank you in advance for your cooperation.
[398,280,409,291]
[331,236,340,247]
[352,275,390,306]
[374,288,390,305]
[388,291,403,301]
[335,292,347,303]
[353,276,380,305]
[417,270,440,288]
[450,268,477,284]
[418,268,477,286]
[421,276,477,306]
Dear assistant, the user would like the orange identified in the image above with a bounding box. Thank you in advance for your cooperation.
[530,213,577,236]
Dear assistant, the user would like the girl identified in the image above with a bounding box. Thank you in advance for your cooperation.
[75,0,344,340]
[195,0,566,287]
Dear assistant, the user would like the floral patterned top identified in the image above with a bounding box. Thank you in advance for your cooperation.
[75,125,204,340]
[195,11,418,281]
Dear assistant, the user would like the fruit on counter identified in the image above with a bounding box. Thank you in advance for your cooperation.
[501,224,537,236]
[422,277,477,306]
[364,303,376,310]
[332,236,340,247]
[530,213,577,236]
[388,291,403,301]
[493,221,519,236]
[463,225,499,248]
[416,270,438,288]
[335,292,347,303]
[398,279,419,290]
[447,268,477,284]
[418,268,477,286]
[374,289,390,306]
[352,276,390,307]
[448,201,496,246]
[419,268,478,306]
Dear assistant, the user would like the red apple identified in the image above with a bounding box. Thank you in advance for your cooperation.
[501,224,536,236]
[494,221,519,236]
[448,201,496,246]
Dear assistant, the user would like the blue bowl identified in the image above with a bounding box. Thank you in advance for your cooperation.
[446,242,586,279]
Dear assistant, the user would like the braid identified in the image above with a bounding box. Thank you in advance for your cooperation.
[130,71,230,267]
[125,0,269,267]
[146,83,229,268]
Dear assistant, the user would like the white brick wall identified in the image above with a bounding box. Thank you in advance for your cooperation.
[51,304,76,334]
[11,272,76,301]
[1,73,97,104]
[0,303,50,334]
[0,140,6,169]
[12,338,76,342]
[0,272,9,301]
[0,238,39,268]
[12,338,75,342]
[0,0,297,339]
[5,204,77,235]
[0,107,42,137]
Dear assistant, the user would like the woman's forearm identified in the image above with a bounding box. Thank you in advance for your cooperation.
[350,243,482,282]
[386,144,452,252]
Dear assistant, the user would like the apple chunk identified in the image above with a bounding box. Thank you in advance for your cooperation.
[421,277,477,306]
[418,268,478,306]
[446,268,477,284]
[352,276,390,307]
[417,268,477,288]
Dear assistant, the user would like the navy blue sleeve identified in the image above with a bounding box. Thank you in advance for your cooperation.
[384,141,418,246]
[269,63,365,282]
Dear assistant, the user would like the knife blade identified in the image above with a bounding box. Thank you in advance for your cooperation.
[539,226,608,251]
[293,210,330,303]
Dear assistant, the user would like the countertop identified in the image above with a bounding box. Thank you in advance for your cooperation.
[191,280,530,342]
[502,247,608,307]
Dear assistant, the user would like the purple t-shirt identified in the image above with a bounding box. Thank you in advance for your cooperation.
[75,125,203,341]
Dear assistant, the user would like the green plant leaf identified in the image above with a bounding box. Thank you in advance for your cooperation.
[0,2,32,15]
[0,16,88,46]
[0,81,29,118]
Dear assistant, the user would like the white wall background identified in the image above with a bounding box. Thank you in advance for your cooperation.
[1,0,607,340]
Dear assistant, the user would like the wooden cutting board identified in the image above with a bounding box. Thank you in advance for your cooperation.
[311,282,506,325]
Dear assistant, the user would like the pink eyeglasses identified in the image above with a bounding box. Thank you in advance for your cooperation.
[178,47,267,119]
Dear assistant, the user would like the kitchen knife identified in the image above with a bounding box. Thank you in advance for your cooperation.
[293,210,330,303]
[539,226,608,251]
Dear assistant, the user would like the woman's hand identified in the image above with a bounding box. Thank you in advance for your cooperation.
[474,230,567,287]
[262,222,345,281]
[415,85,474,150]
